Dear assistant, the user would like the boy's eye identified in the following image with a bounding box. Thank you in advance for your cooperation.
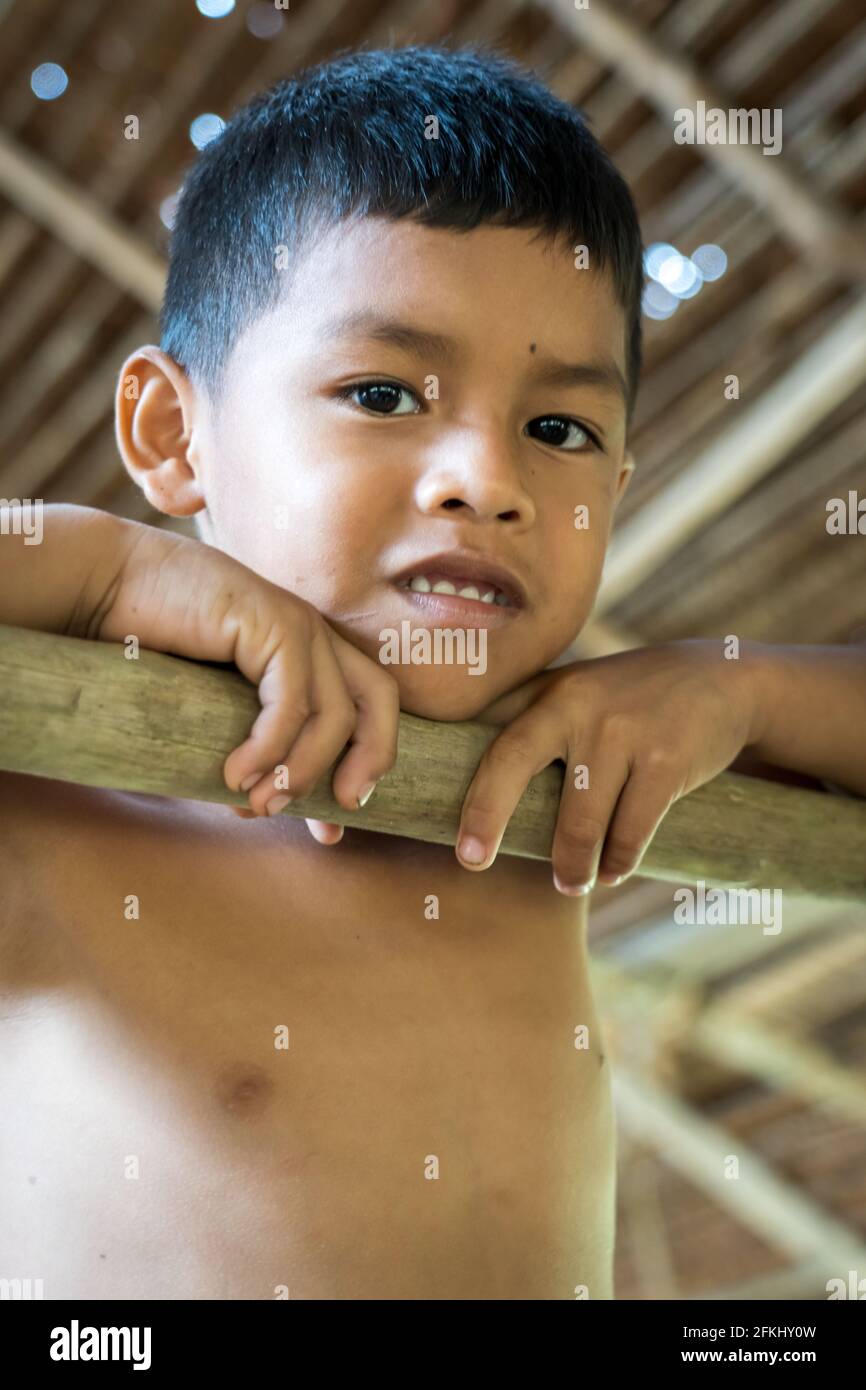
[525,416,601,453]
[336,382,602,453]
[337,380,420,415]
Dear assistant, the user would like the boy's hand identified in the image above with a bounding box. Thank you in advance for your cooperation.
[95,521,399,838]
[459,640,763,893]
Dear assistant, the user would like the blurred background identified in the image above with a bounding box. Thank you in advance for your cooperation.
[1,0,865,1299]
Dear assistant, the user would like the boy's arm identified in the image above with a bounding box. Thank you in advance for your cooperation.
[737,637,866,797]
[0,503,136,638]
[476,635,866,797]
[458,635,866,890]
[0,503,399,818]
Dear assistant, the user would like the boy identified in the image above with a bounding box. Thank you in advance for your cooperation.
[1,45,864,1301]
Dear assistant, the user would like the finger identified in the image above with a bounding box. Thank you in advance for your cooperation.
[550,747,630,896]
[456,707,564,870]
[253,630,399,815]
[223,603,320,794]
[596,759,681,885]
[327,638,400,810]
[243,627,357,815]
[305,819,345,845]
[228,805,256,819]
[474,670,558,727]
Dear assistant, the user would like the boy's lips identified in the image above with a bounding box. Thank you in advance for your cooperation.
[388,550,528,609]
[390,584,519,629]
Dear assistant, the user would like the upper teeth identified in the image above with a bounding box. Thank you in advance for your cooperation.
[401,576,510,606]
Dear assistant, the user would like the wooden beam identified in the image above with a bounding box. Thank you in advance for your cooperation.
[709,929,866,1024]
[0,128,164,310]
[576,51,866,650]
[618,406,866,639]
[593,959,866,1128]
[0,318,153,500]
[41,430,128,508]
[600,898,861,982]
[596,292,866,614]
[540,0,866,276]
[0,275,121,457]
[0,623,864,900]
[693,1010,866,1128]
[612,1065,866,1268]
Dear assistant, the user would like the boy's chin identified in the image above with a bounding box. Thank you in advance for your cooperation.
[393,668,503,723]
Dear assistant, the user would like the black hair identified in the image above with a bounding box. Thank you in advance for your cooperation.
[160,43,644,424]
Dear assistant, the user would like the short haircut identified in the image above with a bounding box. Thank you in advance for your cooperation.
[160,42,644,431]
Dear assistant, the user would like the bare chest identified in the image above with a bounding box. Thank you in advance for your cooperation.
[0,778,613,1298]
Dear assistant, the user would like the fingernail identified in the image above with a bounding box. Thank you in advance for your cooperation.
[357,782,377,808]
[240,773,261,792]
[266,794,291,816]
[598,872,625,887]
[554,875,595,896]
[458,835,487,865]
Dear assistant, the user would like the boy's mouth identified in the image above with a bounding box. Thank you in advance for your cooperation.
[391,578,520,629]
[389,551,526,619]
[398,573,510,605]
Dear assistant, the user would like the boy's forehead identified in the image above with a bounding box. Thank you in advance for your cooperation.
[250,216,627,385]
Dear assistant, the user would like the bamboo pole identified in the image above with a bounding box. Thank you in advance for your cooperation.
[539,0,866,275]
[1,623,864,901]
[592,959,866,1128]
[0,128,165,310]
[596,293,866,614]
[612,1066,866,1271]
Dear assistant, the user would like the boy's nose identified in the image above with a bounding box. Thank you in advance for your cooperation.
[414,437,536,526]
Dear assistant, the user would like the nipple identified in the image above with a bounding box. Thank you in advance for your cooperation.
[214,1062,274,1118]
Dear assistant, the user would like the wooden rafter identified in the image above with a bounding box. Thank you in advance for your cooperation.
[540,0,866,276]
[612,1064,866,1269]
[0,127,164,309]
[595,292,866,615]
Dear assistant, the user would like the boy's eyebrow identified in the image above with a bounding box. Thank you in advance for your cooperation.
[320,310,459,364]
[530,355,628,406]
[319,310,628,405]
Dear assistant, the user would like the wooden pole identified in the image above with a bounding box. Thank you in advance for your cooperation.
[539,0,866,276]
[596,293,866,614]
[0,128,165,310]
[592,959,866,1128]
[1,623,864,901]
[612,1066,866,1269]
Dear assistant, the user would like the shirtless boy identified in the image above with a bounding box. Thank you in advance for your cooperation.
[2,45,865,1301]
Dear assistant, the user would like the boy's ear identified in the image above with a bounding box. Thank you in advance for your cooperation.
[614,449,636,507]
[114,346,207,519]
